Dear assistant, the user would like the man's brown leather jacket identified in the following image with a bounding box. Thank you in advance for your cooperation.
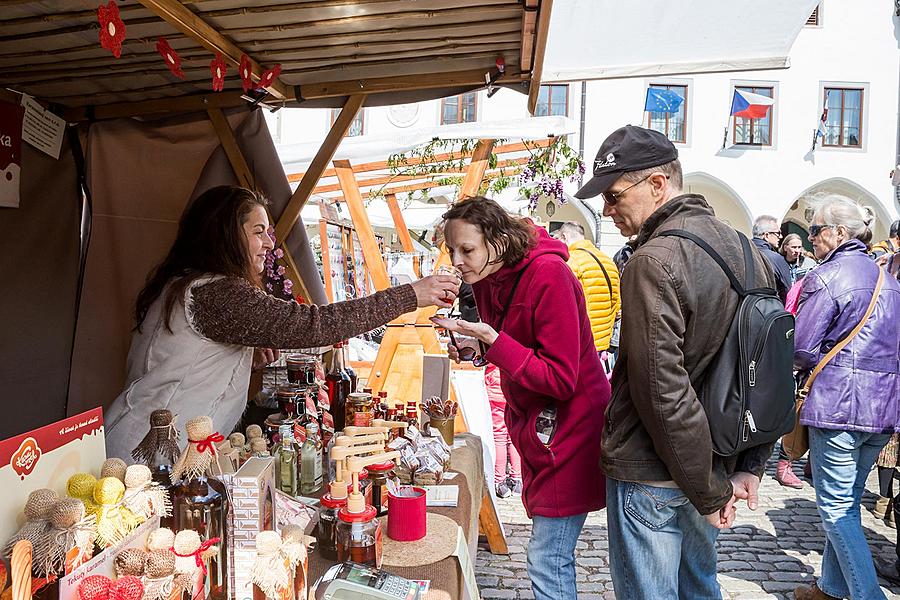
[601,194,777,515]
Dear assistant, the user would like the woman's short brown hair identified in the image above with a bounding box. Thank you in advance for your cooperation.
[440,197,536,269]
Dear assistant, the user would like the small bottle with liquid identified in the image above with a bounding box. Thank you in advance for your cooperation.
[300,422,324,495]
[275,423,298,496]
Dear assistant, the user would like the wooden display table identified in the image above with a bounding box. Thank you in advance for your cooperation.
[307,433,484,599]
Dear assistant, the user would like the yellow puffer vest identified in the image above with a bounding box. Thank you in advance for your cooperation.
[566,240,621,352]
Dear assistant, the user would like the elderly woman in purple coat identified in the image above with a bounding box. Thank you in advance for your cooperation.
[792,195,900,600]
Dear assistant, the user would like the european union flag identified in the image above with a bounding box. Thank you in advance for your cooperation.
[644,88,684,113]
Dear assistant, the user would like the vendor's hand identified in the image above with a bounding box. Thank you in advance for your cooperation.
[430,317,499,345]
[253,347,280,370]
[411,274,460,309]
[729,471,761,511]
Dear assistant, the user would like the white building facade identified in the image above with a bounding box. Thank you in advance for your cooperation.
[269,0,900,256]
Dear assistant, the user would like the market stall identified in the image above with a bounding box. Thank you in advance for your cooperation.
[0,1,555,598]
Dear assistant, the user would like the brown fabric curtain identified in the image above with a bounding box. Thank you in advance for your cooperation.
[0,137,81,438]
[68,108,326,419]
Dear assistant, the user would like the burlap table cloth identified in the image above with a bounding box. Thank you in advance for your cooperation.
[306,433,484,600]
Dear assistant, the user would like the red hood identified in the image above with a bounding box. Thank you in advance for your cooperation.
[476,222,568,317]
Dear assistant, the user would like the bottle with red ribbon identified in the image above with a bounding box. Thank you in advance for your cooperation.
[169,416,230,600]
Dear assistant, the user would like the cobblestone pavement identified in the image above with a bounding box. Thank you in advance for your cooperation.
[475,455,900,599]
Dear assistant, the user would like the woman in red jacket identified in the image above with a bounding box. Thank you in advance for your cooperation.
[434,198,609,600]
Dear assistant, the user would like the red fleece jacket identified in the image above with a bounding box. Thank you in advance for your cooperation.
[473,225,609,518]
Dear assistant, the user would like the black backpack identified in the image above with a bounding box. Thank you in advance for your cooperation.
[658,229,797,456]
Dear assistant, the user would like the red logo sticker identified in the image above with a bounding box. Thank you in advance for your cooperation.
[11,437,41,480]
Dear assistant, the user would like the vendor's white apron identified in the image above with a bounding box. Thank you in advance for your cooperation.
[104,276,252,460]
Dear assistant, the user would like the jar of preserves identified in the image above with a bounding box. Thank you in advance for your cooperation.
[335,505,381,567]
[274,385,301,420]
[366,461,397,517]
[315,494,347,560]
[285,354,317,386]
[345,392,374,428]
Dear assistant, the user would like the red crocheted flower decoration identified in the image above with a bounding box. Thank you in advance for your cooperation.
[97,0,126,58]
[239,54,253,92]
[156,37,184,80]
[257,64,281,89]
[210,53,227,92]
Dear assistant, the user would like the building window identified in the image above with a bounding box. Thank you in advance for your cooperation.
[330,108,365,137]
[732,86,774,146]
[441,92,478,124]
[822,87,863,147]
[806,4,821,26]
[535,85,569,117]
[646,84,688,143]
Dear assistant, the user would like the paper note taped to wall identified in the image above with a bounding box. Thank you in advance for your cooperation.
[21,95,64,159]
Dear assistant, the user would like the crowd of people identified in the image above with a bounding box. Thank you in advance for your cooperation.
[442,125,900,600]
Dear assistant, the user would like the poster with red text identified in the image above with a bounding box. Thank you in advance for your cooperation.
[0,408,106,545]
[0,100,23,208]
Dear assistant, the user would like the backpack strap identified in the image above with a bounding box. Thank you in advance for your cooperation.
[802,268,885,394]
[575,248,614,298]
[657,229,747,296]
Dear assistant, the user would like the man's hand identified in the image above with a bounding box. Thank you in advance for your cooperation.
[730,471,761,511]
[704,495,737,530]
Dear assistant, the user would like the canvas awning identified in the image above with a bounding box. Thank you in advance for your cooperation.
[541,0,820,82]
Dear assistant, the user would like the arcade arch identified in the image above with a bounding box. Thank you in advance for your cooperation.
[783,178,893,244]
[682,172,753,235]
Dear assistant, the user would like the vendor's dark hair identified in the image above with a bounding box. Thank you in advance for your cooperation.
[134,185,268,332]
[440,197,536,271]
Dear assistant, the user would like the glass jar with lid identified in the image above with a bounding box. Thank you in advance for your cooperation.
[285,354,317,386]
[315,494,347,560]
[345,392,374,428]
[365,461,398,516]
[335,505,381,567]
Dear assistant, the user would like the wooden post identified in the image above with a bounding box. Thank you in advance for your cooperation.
[206,108,312,302]
[275,94,366,244]
[319,220,334,302]
[458,139,496,200]
[385,193,421,277]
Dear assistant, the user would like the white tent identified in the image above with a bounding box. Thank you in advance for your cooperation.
[541,0,821,82]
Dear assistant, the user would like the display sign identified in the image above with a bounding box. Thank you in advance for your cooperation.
[21,95,65,160]
[0,100,24,208]
[0,408,106,546]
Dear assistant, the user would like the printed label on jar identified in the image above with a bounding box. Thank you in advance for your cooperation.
[353,413,373,427]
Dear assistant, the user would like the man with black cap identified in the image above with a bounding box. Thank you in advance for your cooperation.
[576,125,777,599]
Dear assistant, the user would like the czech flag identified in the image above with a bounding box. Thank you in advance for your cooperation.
[730,89,774,118]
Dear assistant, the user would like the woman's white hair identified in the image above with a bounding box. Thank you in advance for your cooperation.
[810,194,876,243]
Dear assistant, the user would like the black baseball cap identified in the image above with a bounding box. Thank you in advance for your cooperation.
[575,125,679,199]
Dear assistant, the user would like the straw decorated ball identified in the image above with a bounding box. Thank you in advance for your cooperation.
[124,464,152,489]
[24,488,59,519]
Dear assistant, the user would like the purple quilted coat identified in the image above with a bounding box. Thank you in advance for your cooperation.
[795,239,900,433]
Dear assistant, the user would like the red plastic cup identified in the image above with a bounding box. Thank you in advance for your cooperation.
[387,487,427,541]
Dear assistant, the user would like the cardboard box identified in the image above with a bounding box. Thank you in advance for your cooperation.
[228,457,275,600]
[0,408,105,546]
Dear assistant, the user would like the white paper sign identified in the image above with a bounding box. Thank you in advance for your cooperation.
[21,95,65,159]
[422,485,459,507]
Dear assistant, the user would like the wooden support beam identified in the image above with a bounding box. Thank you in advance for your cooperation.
[287,139,552,183]
[63,91,253,123]
[333,159,391,291]
[205,108,312,302]
[274,94,366,243]
[458,139,497,200]
[519,6,538,72]
[298,68,524,100]
[527,0,554,116]
[319,220,334,302]
[138,0,292,100]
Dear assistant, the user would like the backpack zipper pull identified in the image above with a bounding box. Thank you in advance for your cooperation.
[748,361,756,387]
[745,410,758,433]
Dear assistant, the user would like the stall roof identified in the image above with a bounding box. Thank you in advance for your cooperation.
[0,0,552,118]
[542,0,820,82]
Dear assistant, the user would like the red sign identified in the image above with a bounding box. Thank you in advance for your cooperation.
[11,438,41,480]
[0,407,103,478]
[0,100,23,208]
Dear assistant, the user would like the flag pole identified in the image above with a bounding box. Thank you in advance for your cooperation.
[722,89,736,150]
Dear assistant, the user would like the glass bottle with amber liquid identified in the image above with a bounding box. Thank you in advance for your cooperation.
[342,340,357,395]
[327,343,350,432]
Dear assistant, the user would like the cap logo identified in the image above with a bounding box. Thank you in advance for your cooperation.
[595,152,616,170]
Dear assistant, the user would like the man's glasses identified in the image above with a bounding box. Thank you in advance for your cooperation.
[809,224,835,238]
[762,230,783,239]
[602,174,669,207]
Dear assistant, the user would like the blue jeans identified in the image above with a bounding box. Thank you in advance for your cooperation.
[526,513,588,600]
[809,427,890,600]
[606,477,721,599]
